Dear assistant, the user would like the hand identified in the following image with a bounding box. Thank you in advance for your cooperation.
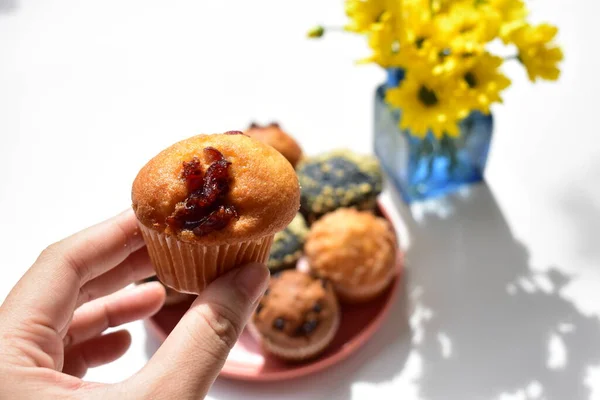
[0,210,269,399]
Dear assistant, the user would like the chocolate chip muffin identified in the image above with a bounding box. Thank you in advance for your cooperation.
[296,149,383,222]
[249,270,340,361]
[267,213,309,272]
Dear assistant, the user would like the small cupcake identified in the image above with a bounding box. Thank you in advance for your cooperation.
[132,131,300,294]
[249,270,340,361]
[244,122,303,168]
[139,276,194,306]
[296,150,383,222]
[305,208,397,303]
[267,213,309,272]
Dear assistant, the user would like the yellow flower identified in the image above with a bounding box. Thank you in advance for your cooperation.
[434,1,501,56]
[390,1,437,69]
[510,24,563,82]
[360,10,403,67]
[396,44,472,83]
[345,0,388,33]
[460,53,511,114]
[488,0,528,41]
[400,0,435,46]
[429,0,457,14]
[385,72,470,138]
[392,1,472,79]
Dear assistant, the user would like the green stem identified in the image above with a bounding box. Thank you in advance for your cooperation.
[504,54,520,61]
[441,134,459,174]
[323,26,345,32]
[425,138,437,180]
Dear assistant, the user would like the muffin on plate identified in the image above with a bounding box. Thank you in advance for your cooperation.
[132,131,300,294]
[296,150,383,222]
[244,122,303,168]
[249,270,340,361]
[139,276,194,306]
[305,208,397,303]
[267,213,309,272]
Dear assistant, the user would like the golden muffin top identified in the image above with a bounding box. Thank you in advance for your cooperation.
[132,132,300,245]
[305,208,396,287]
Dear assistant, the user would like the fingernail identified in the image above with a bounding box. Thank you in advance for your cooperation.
[234,263,270,304]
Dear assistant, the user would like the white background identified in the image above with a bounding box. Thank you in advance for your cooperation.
[1,1,599,399]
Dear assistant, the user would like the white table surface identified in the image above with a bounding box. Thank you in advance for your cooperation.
[1,1,599,399]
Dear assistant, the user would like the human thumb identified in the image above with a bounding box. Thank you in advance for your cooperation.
[128,262,269,399]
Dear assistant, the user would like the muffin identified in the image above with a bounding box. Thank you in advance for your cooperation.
[296,150,383,222]
[305,208,397,303]
[139,276,194,306]
[132,131,300,294]
[267,213,309,272]
[249,270,340,361]
[244,122,303,168]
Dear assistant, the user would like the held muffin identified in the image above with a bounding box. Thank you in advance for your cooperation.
[305,208,397,303]
[249,270,340,361]
[244,122,303,168]
[132,131,300,294]
[267,213,309,272]
[296,150,383,222]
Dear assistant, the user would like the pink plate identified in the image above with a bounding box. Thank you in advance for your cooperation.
[144,204,403,381]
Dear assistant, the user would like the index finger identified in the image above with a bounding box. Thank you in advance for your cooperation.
[1,209,145,335]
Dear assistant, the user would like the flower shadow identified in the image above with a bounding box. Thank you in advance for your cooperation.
[0,0,17,13]
[559,192,600,266]
[392,182,600,400]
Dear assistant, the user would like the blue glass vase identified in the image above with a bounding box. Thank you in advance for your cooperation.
[374,69,494,203]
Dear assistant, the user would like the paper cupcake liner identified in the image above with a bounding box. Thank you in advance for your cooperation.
[139,224,274,294]
[333,265,397,304]
[248,311,341,362]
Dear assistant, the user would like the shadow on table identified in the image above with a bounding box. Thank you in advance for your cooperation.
[560,191,600,265]
[0,0,17,13]
[393,183,600,400]
[145,182,600,400]
[145,324,161,359]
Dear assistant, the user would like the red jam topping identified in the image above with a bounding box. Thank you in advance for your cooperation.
[166,147,238,236]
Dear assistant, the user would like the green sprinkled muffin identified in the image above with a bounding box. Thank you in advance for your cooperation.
[268,213,309,272]
[297,150,383,222]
